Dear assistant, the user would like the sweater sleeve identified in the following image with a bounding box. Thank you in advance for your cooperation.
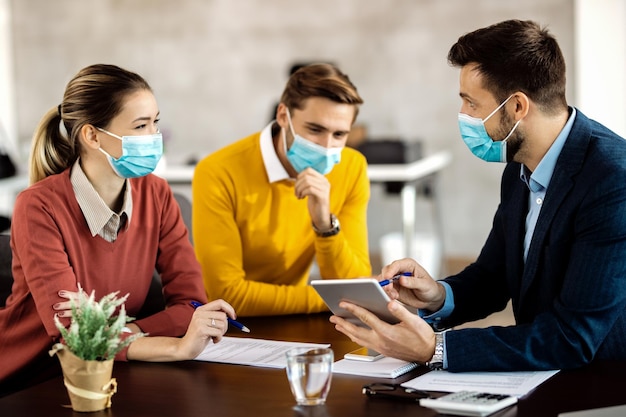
[132,180,208,336]
[11,187,82,339]
[193,146,372,316]
[193,154,329,316]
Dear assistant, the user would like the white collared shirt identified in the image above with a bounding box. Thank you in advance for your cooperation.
[259,122,293,183]
[70,159,133,242]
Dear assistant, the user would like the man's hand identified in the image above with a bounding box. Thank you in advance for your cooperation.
[294,167,331,230]
[329,299,436,363]
[380,258,446,312]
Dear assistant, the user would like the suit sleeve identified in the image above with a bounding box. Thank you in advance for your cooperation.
[443,161,626,371]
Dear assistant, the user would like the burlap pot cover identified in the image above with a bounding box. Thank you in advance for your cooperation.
[49,343,117,412]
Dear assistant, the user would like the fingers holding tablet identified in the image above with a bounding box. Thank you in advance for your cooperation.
[312,278,402,327]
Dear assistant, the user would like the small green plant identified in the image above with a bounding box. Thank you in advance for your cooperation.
[53,286,145,361]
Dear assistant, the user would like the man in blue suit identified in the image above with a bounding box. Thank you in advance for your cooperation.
[330,19,626,371]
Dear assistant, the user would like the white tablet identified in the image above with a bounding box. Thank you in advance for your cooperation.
[311,278,400,327]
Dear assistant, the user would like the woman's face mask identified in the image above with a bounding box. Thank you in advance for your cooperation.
[458,94,521,163]
[282,108,343,175]
[97,128,163,178]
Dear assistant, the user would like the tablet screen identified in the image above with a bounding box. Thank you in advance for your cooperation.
[311,278,400,327]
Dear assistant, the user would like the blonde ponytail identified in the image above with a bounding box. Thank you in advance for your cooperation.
[28,107,77,185]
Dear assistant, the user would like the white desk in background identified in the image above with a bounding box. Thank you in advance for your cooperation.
[367,151,451,261]
[159,151,452,260]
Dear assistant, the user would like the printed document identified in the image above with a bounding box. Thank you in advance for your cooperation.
[194,336,330,368]
[402,369,559,397]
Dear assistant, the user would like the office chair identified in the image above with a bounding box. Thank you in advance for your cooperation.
[173,192,193,244]
[0,233,13,307]
[0,216,10,233]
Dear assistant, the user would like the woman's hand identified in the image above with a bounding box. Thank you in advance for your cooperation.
[174,299,236,360]
[53,290,150,333]
[53,290,78,318]
[126,299,237,362]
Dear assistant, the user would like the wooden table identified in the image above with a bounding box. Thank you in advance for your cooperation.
[1,313,625,416]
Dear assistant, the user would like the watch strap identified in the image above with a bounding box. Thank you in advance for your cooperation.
[426,331,445,370]
[313,213,340,237]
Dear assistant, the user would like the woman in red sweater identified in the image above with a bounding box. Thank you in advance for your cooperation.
[0,64,236,396]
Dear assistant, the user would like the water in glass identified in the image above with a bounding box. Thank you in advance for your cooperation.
[285,348,333,406]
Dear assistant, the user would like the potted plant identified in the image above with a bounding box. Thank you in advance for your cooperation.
[49,286,144,412]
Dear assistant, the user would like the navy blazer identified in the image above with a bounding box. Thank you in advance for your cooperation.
[442,109,626,371]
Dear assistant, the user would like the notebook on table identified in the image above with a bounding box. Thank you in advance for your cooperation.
[333,357,419,378]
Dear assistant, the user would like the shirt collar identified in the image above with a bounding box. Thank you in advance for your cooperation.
[520,107,577,192]
[260,121,292,183]
[70,159,133,236]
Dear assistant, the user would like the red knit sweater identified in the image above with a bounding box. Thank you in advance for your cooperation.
[0,169,207,384]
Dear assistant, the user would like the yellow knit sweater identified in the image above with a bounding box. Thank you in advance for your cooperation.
[192,131,371,316]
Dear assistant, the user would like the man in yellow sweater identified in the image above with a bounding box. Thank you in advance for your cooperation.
[192,63,371,316]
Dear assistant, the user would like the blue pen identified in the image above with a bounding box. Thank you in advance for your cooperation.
[379,272,413,287]
[190,301,251,333]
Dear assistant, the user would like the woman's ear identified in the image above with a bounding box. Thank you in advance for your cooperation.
[79,124,100,150]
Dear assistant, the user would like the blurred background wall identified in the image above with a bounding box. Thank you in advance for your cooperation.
[2,0,624,272]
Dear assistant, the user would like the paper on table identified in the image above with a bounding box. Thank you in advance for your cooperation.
[194,336,330,368]
[333,357,419,378]
[402,369,559,398]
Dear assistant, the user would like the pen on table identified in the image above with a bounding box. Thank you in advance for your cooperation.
[379,272,413,287]
[190,301,251,333]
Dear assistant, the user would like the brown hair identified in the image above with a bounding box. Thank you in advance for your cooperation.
[279,63,363,120]
[447,19,567,114]
[29,64,152,184]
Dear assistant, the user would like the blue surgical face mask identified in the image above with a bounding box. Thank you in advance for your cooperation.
[282,109,343,175]
[97,128,163,178]
[458,95,521,163]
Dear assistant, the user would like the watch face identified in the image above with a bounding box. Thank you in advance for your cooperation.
[314,214,340,237]
[427,361,444,370]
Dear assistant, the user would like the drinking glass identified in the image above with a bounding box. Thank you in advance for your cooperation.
[285,347,334,406]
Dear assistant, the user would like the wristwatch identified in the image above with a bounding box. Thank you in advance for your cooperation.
[426,331,445,370]
[312,213,340,238]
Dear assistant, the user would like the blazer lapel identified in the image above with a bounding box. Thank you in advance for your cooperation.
[501,169,527,301]
[519,110,592,301]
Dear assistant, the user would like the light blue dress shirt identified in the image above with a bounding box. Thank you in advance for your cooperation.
[520,108,575,260]
[421,108,577,368]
